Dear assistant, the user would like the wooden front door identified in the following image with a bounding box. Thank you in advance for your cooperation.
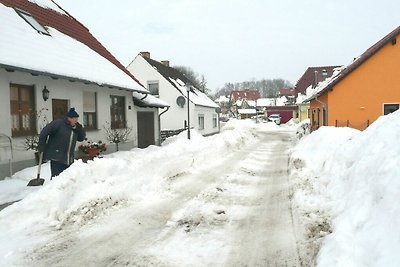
[52,99,68,120]
[137,111,155,148]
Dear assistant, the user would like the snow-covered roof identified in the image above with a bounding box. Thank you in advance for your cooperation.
[0,1,148,93]
[256,98,276,107]
[27,0,65,13]
[246,100,256,107]
[168,78,220,109]
[237,109,256,114]
[302,66,345,102]
[141,55,219,109]
[214,95,229,104]
[132,92,170,108]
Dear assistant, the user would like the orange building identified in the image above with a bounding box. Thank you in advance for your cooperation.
[309,26,400,131]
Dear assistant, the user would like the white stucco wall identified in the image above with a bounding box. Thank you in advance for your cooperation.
[127,55,220,136]
[0,68,154,179]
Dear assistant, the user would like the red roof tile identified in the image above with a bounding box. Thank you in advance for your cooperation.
[279,88,295,97]
[294,66,341,95]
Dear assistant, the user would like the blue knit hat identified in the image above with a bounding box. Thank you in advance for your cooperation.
[66,107,79,118]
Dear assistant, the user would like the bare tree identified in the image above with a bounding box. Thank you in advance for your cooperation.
[103,122,132,151]
[214,78,293,99]
[174,65,210,94]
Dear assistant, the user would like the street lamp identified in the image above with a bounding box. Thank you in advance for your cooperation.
[186,85,191,139]
[255,98,258,123]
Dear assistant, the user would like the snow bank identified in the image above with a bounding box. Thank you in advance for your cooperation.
[291,110,400,267]
[0,119,260,265]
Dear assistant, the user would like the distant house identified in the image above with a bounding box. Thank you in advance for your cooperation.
[214,95,230,114]
[229,90,261,118]
[294,66,341,122]
[279,88,296,105]
[127,52,220,137]
[0,0,168,179]
[308,26,400,131]
[295,66,341,96]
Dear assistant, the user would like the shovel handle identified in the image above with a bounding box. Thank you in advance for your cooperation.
[37,152,43,179]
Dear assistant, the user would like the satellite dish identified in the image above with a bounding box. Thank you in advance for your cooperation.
[176,96,186,108]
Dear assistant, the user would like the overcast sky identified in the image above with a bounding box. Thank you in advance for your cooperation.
[55,0,399,92]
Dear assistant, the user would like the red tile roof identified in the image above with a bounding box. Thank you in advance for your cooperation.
[230,90,261,101]
[0,0,143,87]
[294,66,341,95]
[279,88,295,97]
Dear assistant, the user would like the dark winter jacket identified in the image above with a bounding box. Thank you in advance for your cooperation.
[38,118,86,165]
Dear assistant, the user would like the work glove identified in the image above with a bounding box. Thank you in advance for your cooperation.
[71,122,82,130]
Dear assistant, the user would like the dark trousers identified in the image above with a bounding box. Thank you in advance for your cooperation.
[50,160,69,179]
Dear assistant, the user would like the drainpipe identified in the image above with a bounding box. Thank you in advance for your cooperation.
[158,106,169,145]
[313,70,328,127]
[140,93,148,100]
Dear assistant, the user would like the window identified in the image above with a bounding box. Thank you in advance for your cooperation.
[15,8,50,35]
[213,114,217,128]
[83,92,97,130]
[110,95,126,129]
[198,114,205,130]
[148,81,159,96]
[10,84,36,137]
[384,103,399,115]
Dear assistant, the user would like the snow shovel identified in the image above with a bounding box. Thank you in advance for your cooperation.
[27,152,45,186]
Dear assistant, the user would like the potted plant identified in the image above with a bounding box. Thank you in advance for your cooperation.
[78,139,107,160]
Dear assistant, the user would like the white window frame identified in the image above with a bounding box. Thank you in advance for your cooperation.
[198,114,205,130]
[83,91,98,130]
[15,8,50,35]
[147,81,159,96]
[383,103,399,115]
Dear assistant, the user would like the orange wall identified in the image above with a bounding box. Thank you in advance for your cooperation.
[320,35,400,130]
[310,93,328,129]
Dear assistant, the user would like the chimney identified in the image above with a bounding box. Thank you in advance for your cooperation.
[313,70,318,88]
[161,60,170,67]
[140,51,150,58]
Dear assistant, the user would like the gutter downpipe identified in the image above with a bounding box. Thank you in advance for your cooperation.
[158,106,170,145]
[313,70,328,128]
[140,93,148,100]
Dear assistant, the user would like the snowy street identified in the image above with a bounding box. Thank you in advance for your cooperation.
[223,131,300,267]
[2,112,399,266]
[0,122,304,266]
[27,128,300,266]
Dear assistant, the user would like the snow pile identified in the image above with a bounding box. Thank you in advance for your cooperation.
[291,110,400,266]
[0,119,261,266]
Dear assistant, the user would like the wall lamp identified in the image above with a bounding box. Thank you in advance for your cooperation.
[42,86,49,101]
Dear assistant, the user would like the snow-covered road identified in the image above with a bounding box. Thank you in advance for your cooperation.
[1,122,303,266]
[224,131,301,267]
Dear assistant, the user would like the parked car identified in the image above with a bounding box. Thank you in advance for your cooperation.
[268,114,281,125]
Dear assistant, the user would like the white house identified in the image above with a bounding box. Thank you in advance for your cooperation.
[0,0,168,180]
[127,52,220,137]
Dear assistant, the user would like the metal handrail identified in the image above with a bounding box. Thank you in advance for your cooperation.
[0,133,13,178]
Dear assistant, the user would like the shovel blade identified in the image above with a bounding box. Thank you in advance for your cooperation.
[27,178,45,186]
